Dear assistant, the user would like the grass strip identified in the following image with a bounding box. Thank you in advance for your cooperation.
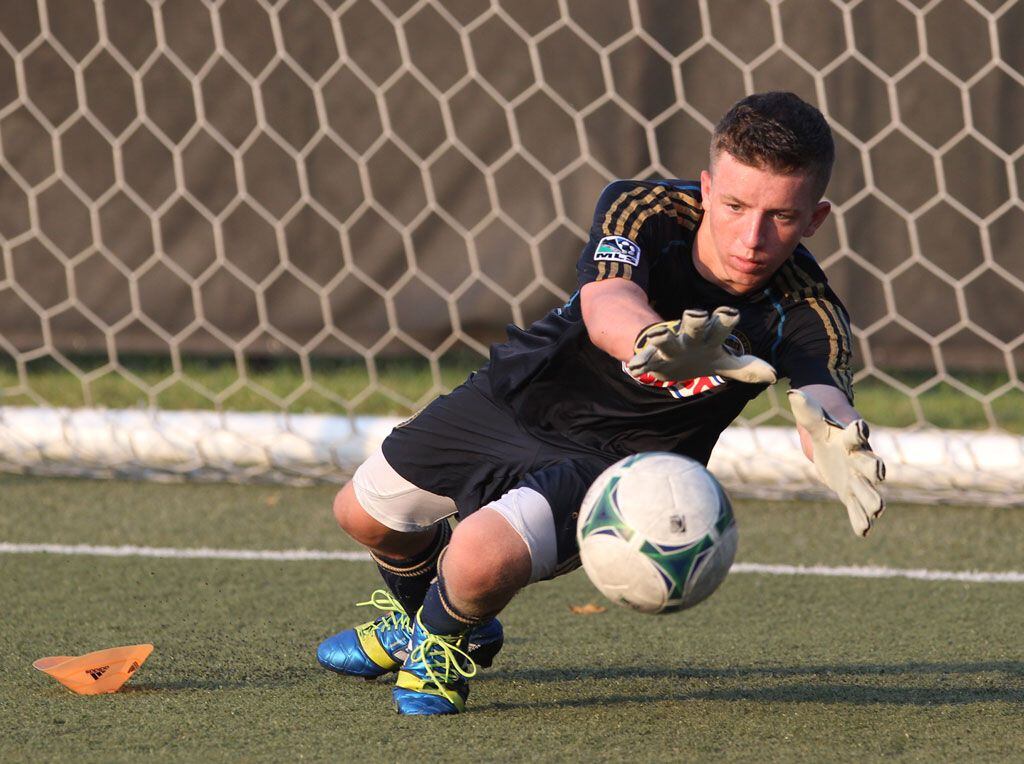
[2,355,1022,432]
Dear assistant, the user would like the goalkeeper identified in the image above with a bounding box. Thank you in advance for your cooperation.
[316,91,885,715]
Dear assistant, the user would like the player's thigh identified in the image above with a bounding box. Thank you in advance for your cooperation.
[485,457,610,583]
[381,374,540,516]
[350,446,457,532]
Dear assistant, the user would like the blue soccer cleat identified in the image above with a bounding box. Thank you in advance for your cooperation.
[392,613,477,715]
[317,590,411,678]
[317,590,504,680]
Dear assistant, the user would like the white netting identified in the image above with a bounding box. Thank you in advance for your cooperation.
[0,0,1021,502]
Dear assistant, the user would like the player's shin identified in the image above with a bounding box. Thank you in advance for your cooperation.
[370,520,451,618]
[418,554,511,665]
[419,560,497,637]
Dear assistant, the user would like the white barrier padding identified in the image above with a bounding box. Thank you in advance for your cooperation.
[705,426,1024,495]
[0,406,1021,505]
[0,407,395,481]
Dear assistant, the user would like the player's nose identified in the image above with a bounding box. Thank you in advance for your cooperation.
[739,214,767,250]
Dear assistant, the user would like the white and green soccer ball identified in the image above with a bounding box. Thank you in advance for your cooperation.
[576,452,738,615]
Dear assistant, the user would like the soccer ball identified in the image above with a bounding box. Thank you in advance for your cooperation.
[576,452,738,614]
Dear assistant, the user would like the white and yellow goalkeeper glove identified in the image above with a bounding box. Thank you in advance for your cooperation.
[788,389,886,537]
[627,306,777,386]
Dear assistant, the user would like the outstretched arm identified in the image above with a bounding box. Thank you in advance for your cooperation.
[789,385,886,537]
[581,279,777,385]
[580,278,660,362]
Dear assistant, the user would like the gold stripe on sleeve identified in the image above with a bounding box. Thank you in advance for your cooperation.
[602,186,649,236]
[627,197,674,239]
[805,297,850,396]
[602,184,702,241]
[618,187,666,236]
[671,191,703,223]
[787,260,855,400]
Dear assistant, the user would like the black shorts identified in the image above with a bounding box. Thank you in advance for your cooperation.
[381,370,616,572]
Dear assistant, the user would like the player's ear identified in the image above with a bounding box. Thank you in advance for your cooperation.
[700,170,712,201]
[803,200,831,237]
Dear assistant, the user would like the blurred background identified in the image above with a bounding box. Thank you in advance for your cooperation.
[0,0,1021,491]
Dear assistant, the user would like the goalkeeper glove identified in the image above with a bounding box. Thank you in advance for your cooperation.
[627,306,777,386]
[788,389,886,537]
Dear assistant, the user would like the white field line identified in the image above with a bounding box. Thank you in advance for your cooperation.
[1,542,1023,583]
[732,562,1024,584]
[0,542,369,562]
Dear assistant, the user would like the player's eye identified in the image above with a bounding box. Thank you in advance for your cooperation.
[726,203,742,212]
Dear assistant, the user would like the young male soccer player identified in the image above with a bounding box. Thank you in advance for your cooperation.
[317,91,886,715]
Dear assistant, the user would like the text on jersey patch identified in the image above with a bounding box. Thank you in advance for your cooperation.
[594,236,641,266]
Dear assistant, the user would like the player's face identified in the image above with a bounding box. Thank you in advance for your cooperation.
[696,152,830,295]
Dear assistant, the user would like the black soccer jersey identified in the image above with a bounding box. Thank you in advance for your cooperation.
[485,179,855,466]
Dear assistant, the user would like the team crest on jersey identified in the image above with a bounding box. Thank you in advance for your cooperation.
[723,329,752,357]
[593,236,641,266]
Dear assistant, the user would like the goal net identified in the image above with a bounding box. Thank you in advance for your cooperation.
[1,0,1021,505]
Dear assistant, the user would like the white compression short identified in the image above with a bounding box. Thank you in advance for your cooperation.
[352,446,457,533]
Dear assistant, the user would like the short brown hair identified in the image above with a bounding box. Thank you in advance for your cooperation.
[710,92,835,199]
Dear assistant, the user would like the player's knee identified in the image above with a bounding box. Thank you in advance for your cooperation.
[332,482,389,547]
[445,510,531,599]
[331,481,356,530]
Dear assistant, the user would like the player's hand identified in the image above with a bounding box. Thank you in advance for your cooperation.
[788,389,886,537]
[627,306,777,386]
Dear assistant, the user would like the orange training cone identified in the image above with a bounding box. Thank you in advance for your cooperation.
[33,644,153,695]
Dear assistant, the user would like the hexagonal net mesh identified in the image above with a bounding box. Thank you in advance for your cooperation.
[0,0,1021,502]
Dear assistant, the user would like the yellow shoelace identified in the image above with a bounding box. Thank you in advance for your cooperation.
[410,631,478,688]
[355,589,409,631]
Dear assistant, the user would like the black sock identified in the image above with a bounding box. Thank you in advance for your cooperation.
[371,521,451,617]
[419,563,486,636]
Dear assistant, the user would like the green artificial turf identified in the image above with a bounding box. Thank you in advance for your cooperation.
[1,475,1022,761]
